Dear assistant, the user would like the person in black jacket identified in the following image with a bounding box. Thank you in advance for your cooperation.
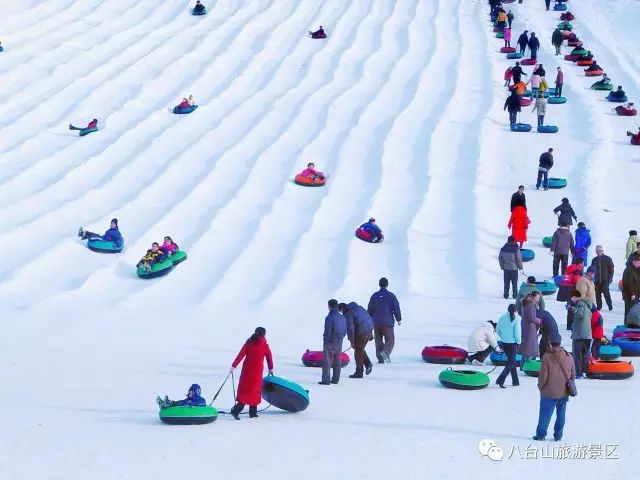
[511,186,526,211]
[504,90,521,125]
[554,198,578,227]
[511,62,527,84]
[552,28,563,55]
[535,64,546,77]
[517,31,529,56]
[591,245,614,311]
[536,148,554,190]
[528,32,540,60]
[507,10,514,29]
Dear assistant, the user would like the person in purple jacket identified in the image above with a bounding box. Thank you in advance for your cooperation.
[367,277,402,363]
[78,218,123,247]
[339,302,374,378]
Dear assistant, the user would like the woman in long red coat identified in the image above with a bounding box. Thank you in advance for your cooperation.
[508,205,531,248]
[229,327,274,420]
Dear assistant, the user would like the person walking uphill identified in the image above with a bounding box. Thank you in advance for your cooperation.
[554,198,577,227]
[591,245,614,311]
[551,223,575,277]
[499,235,524,299]
[229,327,274,419]
[368,277,402,363]
[573,222,592,265]
[532,93,547,127]
[528,32,540,60]
[496,304,521,388]
[504,89,521,125]
[338,302,374,378]
[536,148,553,190]
[520,291,542,369]
[517,31,529,56]
[511,61,527,84]
[319,299,347,385]
[534,333,574,442]
[569,290,592,379]
[552,28,564,56]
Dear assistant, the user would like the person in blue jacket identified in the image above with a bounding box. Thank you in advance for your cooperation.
[339,302,374,378]
[78,218,124,247]
[368,277,402,363]
[319,299,347,385]
[360,217,383,242]
[573,222,592,265]
[157,384,206,408]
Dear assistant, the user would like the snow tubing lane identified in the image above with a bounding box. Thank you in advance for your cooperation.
[613,337,640,356]
[606,94,628,103]
[548,96,567,104]
[510,123,532,132]
[294,174,326,187]
[421,346,468,364]
[538,125,559,133]
[586,360,634,380]
[173,105,198,114]
[520,249,535,262]
[615,106,637,116]
[599,345,622,361]
[585,70,604,77]
[490,350,523,366]
[87,239,123,253]
[439,369,490,390]
[136,259,174,279]
[501,47,516,53]
[301,349,350,367]
[261,375,309,412]
[159,405,218,425]
[79,126,98,136]
[592,82,613,90]
[548,177,567,188]
[542,236,553,248]
[521,58,537,66]
[168,250,188,266]
[355,227,383,243]
[523,359,542,377]
[520,280,557,295]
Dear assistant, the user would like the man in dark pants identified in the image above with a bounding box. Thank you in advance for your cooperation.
[368,277,402,363]
[551,223,575,277]
[504,89,521,125]
[339,302,374,378]
[591,245,614,311]
[622,258,640,317]
[528,32,540,60]
[545,0,551,10]
[517,31,529,56]
[510,185,527,211]
[319,299,347,385]
[536,148,554,190]
[499,236,524,299]
[569,291,592,379]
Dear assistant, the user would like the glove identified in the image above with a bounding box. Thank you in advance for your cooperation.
[229,366,235,373]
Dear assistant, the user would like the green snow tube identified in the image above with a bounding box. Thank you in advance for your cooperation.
[438,368,490,390]
[592,82,613,91]
[542,236,553,248]
[159,405,218,425]
[523,358,542,377]
[136,259,174,279]
[548,177,567,189]
[496,32,505,39]
[168,250,188,266]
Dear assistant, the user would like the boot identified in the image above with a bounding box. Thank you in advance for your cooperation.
[349,371,363,379]
[365,364,372,375]
[78,227,85,239]
[230,404,242,420]
[249,406,258,418]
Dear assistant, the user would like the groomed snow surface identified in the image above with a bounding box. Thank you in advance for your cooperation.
[1,0,639,478]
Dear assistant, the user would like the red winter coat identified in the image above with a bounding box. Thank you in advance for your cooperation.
[591,310,604,339]
[232,336,274,406]
[508,206,530,243]
[560,264,583,287]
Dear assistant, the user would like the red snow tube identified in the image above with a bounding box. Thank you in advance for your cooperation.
[585,69,604,77]
[520,97,532,106]
[615,106,637,116]
[501,47,516,53]
[355,227,384,243]
[576,59,594,66]
[521,58,537,66]
[560,12,575,21]
[632,136,640,146]
[564,54,580,61]
[421,346,468,364]
[301,349,350,367]
[567,40,582,47]
[294,174,326,186]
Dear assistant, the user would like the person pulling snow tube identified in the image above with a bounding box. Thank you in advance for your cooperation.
[438,368,490,390]
[586,360,634,380]
[87,238,124,253]
[547,177,567,189]
[490,350,523,366]
[501,47,516,54]
[599,344,622,361]
[523,358,542,377]
[553,3,568,11]
[521,58,537,66]
[538,125,559,134]
[606,93,628,103]
[520,280,557,296]
[560,12,575,21]
[301,349,349,367]
[421,346,468,364]
[294,174,326,187]
[261,375,309,412]
[613,337,640,356]
[136,259,174,279]
[510,123,532,132]
[507,52,523,59]
[615,105,637,116]
[159,405,218,425]
[548,96,567,104]
[173,105,198,114]
[355,227,384,243]
[585,69,604,77]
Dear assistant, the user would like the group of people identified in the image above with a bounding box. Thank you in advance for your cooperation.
[136,237,180,272]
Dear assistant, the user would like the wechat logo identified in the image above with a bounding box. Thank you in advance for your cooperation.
[479,439,504,462]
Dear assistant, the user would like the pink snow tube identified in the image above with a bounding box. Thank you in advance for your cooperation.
[632,136,640,146]
[564,54,581,61]
[520,97,532,106]
[355,227,384,243]
[521,58,537,66]
[501,47,516,53]
[301,349,350,367]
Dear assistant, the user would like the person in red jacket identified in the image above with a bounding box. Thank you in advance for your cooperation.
[558,259,584,330]
[590,309,605,359]
[508,205,530,248]
[87,119,98,129]
[229,327,274,420]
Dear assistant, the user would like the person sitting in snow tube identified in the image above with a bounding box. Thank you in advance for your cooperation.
[560,12,574,21]
[300,162,325,180]
[295,162,326,186]
[628,128,640,145]
[309,26,326,39]
[157,384,206,408]
[174,95,197,114]
[78,218,124,249]
[192,1,206,15]
[609,86,626,99]
[592,73,611,87]
[616,103,637,116]
[159,236,179,256]
[69,119,98,136]
[585,63,604,76]
[137,242,168,273]
[356,218,383,243]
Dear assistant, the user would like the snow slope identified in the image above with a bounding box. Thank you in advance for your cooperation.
[0,1,639,478]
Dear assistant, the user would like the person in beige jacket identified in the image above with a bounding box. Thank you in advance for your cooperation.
[576,266,596,305]
[534,333,575,441]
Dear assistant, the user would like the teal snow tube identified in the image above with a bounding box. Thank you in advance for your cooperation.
[159,405,218,425]
[548,177,567,189]
[87,238,123,253]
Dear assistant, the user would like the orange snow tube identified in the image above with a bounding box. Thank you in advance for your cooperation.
[585,69,604,77]
[576,59,594,66]
[294,174,326,187]
[586,360,634,380]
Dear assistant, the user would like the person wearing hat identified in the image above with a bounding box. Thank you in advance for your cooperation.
[466,321,499,365]
[229,327,274,419]
[78,218,123,248]
[569,290,592,379]
[515,276,546,314]
[359,217,383,243]
[499,235,524,299]
[534,332,574,441]
[573,222,591,265]
[318,300,347,385]
[576,266,596,305]
[156,383,206,408]
[368,277,402,363]
[590,245,614,311]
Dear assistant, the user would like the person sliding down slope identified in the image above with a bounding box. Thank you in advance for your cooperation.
[585,62,603,72]
[137,242,167,272]
[160,236,179,256]
[594,73,611,86]
[193,1,205,13]
[78,218,123,247]
[610,86,626,99]
[300,162,325,180]
[309,26,326,39]
[359,217,383,242]
[157,384,206,408]
[69,119,98,133]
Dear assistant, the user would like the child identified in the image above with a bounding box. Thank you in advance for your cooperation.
[160,236,179,256]
[137,242,167,272]
[157,384,206,408]
[590,309,604,359]
[300,162,325,179]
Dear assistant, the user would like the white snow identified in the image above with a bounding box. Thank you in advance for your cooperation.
[0,0,638,478]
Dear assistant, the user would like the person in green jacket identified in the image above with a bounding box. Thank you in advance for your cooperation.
[569,290,592,379]
[626,230,638,259]
[515,276,546,314]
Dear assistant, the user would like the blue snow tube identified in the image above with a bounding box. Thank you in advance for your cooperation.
[510,123,532,132]
[490,350,523,366]
[613,337,640,356]
[538,125,559,133]
[520,249,535,262]
[192,6,206,15]
[506,52,523,59]
[548,177,567,189]
[261,375,309,412]
[599,344,622,361]
[520,280,557,296]
[548,96,567,104]
[606,94,628,103]
[554,3,568,11]
[79,126,98,136]
[173,105,198,114]
[87,238,124,253]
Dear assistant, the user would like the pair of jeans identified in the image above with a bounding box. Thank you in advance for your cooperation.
[496,343,519,385]
[536,169,548,189]
[555,83,563,97]
[519,45,526,56]
[572,339,591,376]
[536,396,568,440]
[553,254,569,277]
[594,281,612,310]
[509,111,517,125]
[374,326,395,362]
[537,115,545,126]
[591,338,601,359]
[503,270,518,297]
[554,44,561,55]
[82,230,104,241]
[321,343,343,384]
[530,48,538,59]
[352,333,372,374]
[468,346,494,364]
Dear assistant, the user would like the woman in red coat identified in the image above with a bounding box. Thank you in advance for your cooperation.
[508,205,530,248]
[229,327,274,420]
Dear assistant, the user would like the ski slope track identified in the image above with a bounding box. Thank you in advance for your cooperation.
[1,1,638,479]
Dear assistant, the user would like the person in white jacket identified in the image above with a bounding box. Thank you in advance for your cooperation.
[467,321,499,365]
